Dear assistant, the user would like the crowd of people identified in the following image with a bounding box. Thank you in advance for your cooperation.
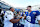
[0,6,40,27]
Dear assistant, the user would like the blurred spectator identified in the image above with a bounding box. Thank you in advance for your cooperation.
[0,9,4,27]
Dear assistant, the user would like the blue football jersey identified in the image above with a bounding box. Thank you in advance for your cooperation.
[25,11,39,24]
[39,11,40,15]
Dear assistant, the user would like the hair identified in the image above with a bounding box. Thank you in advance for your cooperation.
[9,7,13,10]
[27,6,31,8]
[17,11,19,14]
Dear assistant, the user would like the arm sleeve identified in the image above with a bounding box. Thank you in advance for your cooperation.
[36,11,39,16]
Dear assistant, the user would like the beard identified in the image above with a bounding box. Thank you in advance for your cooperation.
[27,9,31,11]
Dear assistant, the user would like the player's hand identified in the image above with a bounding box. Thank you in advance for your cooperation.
[24,16,26,19]
[20,17,22,19]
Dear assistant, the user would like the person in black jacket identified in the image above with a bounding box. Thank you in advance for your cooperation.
[0,9,4,27]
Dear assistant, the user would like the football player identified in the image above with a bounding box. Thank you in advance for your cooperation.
[24,6,40,27]
[4,7,22,27]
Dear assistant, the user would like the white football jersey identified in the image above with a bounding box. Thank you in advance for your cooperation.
[1,11,4,14]
[4,10,14,27]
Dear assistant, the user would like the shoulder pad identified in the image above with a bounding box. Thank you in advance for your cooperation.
[6,11,13,15]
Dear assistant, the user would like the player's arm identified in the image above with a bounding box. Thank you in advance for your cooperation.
[37,15,40,25]
[38,15,40,25]
[24,16,26,19]
[10,17,22,23]
[38,20,40,25]
[6,11,22,23]
[36,11,40,25]
[10,19,20,23]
